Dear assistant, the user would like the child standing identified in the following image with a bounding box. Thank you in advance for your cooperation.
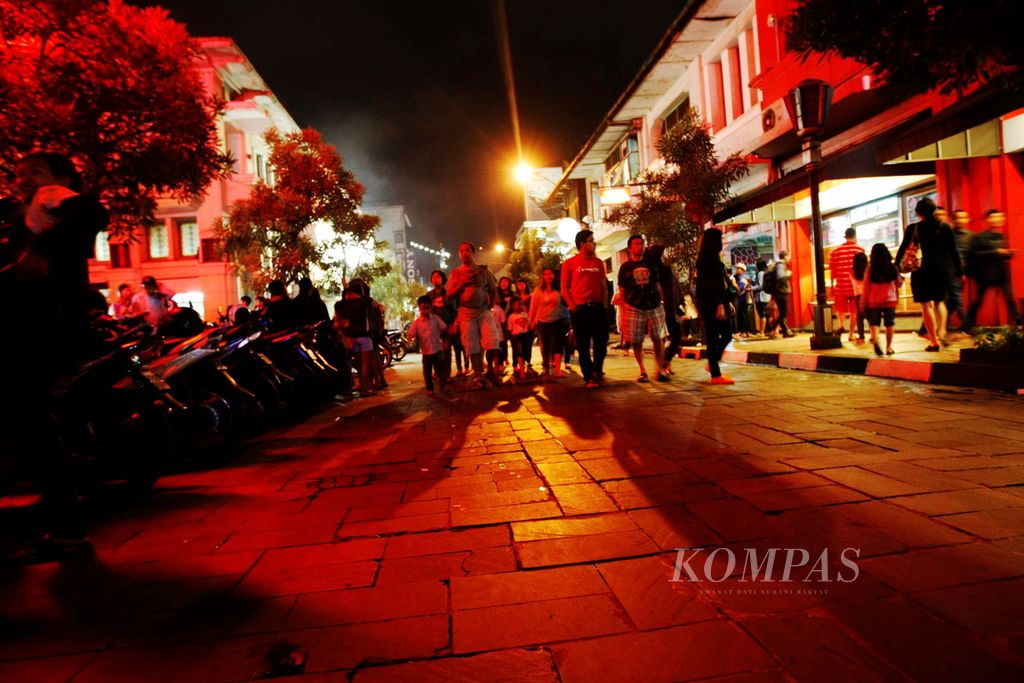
[408,295,448,394]
[863,243,901,356]
[490,299,507,377]
[506,297,532,380]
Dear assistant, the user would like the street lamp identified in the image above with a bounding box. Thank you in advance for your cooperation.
[784,79,842,350]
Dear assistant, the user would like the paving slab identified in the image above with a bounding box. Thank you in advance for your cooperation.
[4,355,1024,680]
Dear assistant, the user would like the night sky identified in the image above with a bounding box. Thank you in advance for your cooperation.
[148,0,682,250]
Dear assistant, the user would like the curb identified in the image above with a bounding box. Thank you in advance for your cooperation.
[681,346,1024,392]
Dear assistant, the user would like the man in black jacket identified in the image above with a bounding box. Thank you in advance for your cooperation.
[964,209,1020,329]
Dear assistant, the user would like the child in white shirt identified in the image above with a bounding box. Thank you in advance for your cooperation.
[408,295,448,394]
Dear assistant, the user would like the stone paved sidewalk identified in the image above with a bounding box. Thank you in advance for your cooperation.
[2,354,1024,681]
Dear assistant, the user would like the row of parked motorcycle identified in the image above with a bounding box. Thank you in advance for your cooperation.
[5,309,413,500]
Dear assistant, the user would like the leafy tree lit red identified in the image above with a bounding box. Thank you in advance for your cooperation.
[0,0,231,235]
[215,128,379,292]
[787,0,1024,95]
[611,108,748,280]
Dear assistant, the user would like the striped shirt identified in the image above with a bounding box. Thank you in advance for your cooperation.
[829,241,866,296]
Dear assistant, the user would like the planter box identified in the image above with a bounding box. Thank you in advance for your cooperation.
[959,348,1024,365]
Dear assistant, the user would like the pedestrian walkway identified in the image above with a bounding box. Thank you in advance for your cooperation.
[678,329,1024,392]
[2,356,1023,681]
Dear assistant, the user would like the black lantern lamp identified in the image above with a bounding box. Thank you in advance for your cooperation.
[785,79,842,350]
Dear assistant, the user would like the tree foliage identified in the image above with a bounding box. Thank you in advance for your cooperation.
[368,266,426,328]
[0,0,231,235]
[216,128,378,293]
[508,230,563,287]
[787,0,1024,95]
[611,108,748,280]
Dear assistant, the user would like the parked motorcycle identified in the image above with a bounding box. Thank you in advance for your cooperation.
[50,333,181,493]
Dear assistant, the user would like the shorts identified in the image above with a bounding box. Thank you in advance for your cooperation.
[865,307,895,327]
[350,336,374,352]
[620,304,667,345]
[459,309,502,354]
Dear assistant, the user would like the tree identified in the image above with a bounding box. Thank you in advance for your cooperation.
[367,267,426,328]
[611,108,748,280]
[0,0,231,235]
[787,0,1024,96]
[216,128,379,293]
[508,230,563,287]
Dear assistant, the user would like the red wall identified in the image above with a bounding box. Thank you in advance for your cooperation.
[937,154,1024,326]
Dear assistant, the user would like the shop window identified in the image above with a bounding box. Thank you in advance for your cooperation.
[179,220,200,257]
[148,222,169,259]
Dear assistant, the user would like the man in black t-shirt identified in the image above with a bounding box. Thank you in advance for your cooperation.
[617,234,668,382]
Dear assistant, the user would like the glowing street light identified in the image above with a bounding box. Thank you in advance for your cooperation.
[513,162,533,185]
[494,242,506,253]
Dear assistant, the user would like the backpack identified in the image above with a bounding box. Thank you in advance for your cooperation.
[761,267,778,297]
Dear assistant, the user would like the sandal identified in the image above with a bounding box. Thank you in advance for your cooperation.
[637,374,649,383]
[657,373,671,382]
[886,348,895,355]
[924,345,940,352]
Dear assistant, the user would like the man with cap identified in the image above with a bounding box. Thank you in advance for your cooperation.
[131,275,175,327]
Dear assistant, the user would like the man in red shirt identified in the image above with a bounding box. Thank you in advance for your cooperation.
[828,227,865,342]
[561,229,610,388]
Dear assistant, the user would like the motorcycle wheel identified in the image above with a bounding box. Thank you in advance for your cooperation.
[378,344,393,368]
[103,401,173,493]
[391,342,407,362]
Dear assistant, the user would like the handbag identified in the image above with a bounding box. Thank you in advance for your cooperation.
[899,225,921,274]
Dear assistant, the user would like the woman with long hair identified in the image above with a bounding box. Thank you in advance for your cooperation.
[529,267,570,378]
[864,243,901,356]
[695,228,735,385]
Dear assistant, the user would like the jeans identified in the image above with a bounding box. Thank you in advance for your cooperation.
[536,320,568,370]
[570,304,609,381]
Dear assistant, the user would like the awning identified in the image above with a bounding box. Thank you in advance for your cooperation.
[716,112,935,223]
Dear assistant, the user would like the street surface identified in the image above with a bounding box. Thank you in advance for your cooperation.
[2,353,1024,681]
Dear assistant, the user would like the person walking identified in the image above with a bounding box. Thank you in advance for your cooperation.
[3,152,108,560]
[530,266,570,378]
[949,209,973,330]
[695,228,736,385]
[618,234,668,383]
[428,269,461,381]
[513,278,536,376]
[895,197,961,350]
[851,251,868,344]
[562,229,610,389]
[446,241,502,388]
[829,227,866,341]
[863,243,901,356]
[964,209,1020,329]
[754,259,770,336]
[647,245,684,372]
[408,295,448,395]
[765,252,794,337]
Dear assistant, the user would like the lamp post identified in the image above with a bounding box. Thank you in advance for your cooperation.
[784,79,842,350]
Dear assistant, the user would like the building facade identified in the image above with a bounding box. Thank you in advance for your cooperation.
[87,37,300,320]
[549,0,1024,328]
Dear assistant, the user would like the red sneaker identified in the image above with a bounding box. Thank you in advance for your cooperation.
[709,375,735,385]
